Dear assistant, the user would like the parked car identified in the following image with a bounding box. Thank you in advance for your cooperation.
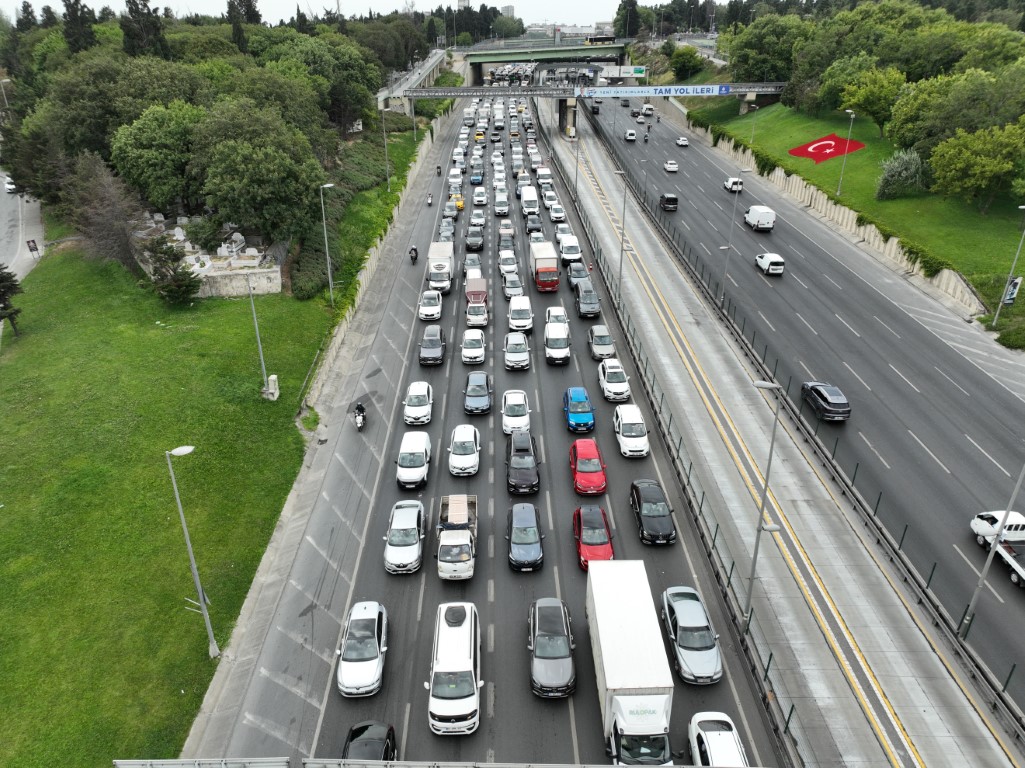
[336,601,388,696]
[629,479,677,545]
[661,586,723,684]
[383,500,426,574]
[801,381,852,422]
[569,438,607,495]
[507,502,545,571]
[528,597,576,697]
[573,505,614,570]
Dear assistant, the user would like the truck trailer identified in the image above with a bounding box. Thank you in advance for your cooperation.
[427,241,455,294]
[529,241,561,292]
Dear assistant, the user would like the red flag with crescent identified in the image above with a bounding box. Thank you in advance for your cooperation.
[788,133,865,164]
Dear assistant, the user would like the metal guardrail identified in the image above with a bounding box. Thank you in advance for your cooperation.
[573,102,1025,754]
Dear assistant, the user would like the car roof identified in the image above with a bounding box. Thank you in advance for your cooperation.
[505,389,527,402]
[467,370,488,384]
[567,386,589,402]
[511,431,533,450]
[506,331,527,343]
[579,504,606,527]
[452,423,477,440]
[574,438,599,456]
[616,403,643,420]
[535,600,567,634]
[349,600,381,620]
[408,380,429,394]
[632,478,664,499]
[424,325,442,339]
[666,586,706,620]
[391,502,422,527]
[511,502,538,526]
[602,358,625,370]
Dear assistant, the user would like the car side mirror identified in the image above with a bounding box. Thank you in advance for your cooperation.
[424,681,430,690]
[478,680,485,688]
[381,645,388,652]
[382,535,387,541]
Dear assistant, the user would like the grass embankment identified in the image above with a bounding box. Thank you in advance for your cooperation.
[0,121,425,765]
[686,80,1025,347]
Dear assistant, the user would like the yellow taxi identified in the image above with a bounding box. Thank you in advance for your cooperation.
[474,129,485,142]
[449,193,465,211]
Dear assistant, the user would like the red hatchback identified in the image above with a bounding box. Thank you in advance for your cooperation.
[569,438,607,495]
[573,505,615,570]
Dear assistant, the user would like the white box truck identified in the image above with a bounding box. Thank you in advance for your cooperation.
[436,494,478,580]
[586,560,675,766]
[427,241,455,294]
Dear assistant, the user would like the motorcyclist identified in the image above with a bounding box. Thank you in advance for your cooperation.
[644,133,649,143]
[410,246,418,263]
[427,193,433,206]
[354,401,366,418]
[436,165,441,176]
[647,123,652,134]
[656,115,661,123]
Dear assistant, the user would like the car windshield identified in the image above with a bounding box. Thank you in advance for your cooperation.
[548,337,569,349]
[341,618,379,661]
[642,500,670,517]
[422,294,439,306]
[618,734,670,765]
[507,277,521,288]
[463,336,482,349]
[431,670,476,700]
[581,523,608,545]
[678,624,717,651]
[605,369,627,383]
[577,456,602,472]
[422,336,441,349]
[506,401,527,416]
[466,381,488,396]
[564,245,581,256]
[511,309,531,319]
[452,439,476,456]
[592,332,612,345]
[387,526,419,547]
[406,393,428,407]
[468,305,485,316]
[534,633,571,659]
[620,422,645,437]
[397,451,425,468]
[568,399,590,414]
[439,543,472,563]
[511,524,539,544]
[507,340,527,353]
[510,454,536,469]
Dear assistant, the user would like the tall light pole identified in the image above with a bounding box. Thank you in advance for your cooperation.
[720,168,750,306]
[166,446,220,659]
[836,109,855,197]
[0,78,10,110]
[244,273,268,392]
[990,205,1025,330]
[380,108,391,192]
[319,183,336,308]
[748,103,759,145]
[959,459,1025,639]
[743,381,783,632]
[615,169,628,305]
[573,101,581,201]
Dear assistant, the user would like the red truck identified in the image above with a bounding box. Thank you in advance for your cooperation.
[529,241,560,292]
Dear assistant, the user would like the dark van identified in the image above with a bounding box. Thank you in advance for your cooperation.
[591,105,600,114]
[659,193,678,211]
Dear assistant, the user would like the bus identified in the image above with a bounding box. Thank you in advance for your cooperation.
[583,35,616,45]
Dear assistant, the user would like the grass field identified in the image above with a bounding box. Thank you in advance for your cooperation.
[0,250,332,766]
[687,88,1025,345]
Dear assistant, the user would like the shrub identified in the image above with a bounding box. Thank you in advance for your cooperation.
[876,148,927,200]
[185,217,224,252]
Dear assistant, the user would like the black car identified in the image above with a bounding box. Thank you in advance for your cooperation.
[463,371,493,414]
[801,381,852,422]
[465,225,485,251]
[528,597,576,697]
[525,214,543,233]
[341,720,397,760]
[630,107,641,117]
[506,430,541,494]
[620,98,630,107]
[566,261,590,291]
[499,234,515,252]
[507,502,544,571]
[629,479,677,545]
[463,252,482,276]
[418,325,446,366]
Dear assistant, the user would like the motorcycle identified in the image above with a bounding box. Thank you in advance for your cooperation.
[644,134,649,143]
[410,247,418,265]
[436,165,442,176]
[427,193,433,206]
[354,404,367,432]
[656,115,661,123]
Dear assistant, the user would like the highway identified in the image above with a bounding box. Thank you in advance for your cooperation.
[588,97,1025,705]
[308,99,783,764]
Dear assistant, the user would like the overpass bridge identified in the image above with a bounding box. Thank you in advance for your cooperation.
[462,42,626,85]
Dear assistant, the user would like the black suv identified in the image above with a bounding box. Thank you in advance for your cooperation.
[418,325,446,366]
[506,431,541,494]
[507,503,544,571]
[463,371,493,414]
[629,479,677,545]
[465,226,485,251]
[801,381,851,422]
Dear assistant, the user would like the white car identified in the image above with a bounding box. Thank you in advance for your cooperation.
[4,177,16,193]
[461,329,486,364]
[499,219,515,238]
[469,209,486,227]
[675,136,689,147]
[501,389,531,434]
[473,186,488,206]
[635,115,646,124]
[402,381,433,425]
[503,331,531,370]
[335,601,388,696]
[613,404,650,457]
[664,160,679,173]
[724,177,744,193]
[688,712,749,767]
[383,500,426,574]
[417,290,442,321]
[498,251,518,276]
[491,150,504,166]
[529,231,545,244]
[554,223,573,244]
[549,203,566,222]
[598,358,631,401]
[755,252,785,276]
[493,171,507,190]
[542,190,558,209]
[448,424,481,476]
[624,130,637,142]
[546,305,569,326]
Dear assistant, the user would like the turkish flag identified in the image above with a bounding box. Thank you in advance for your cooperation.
[788,133,865,164]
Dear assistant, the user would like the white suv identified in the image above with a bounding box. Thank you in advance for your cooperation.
[425,603,483,735]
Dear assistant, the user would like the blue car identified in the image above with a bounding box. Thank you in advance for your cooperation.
[563,387,595,432]
[470,170,484,185]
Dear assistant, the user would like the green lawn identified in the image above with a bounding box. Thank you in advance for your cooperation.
[686,90,1025,345]
[0,251,332,766]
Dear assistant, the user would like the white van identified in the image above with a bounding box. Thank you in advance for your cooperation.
[559,235,582,265]
[613,404,650,457]
[744,205,776,231]
[508,295,534,334]
[543,321,571,364]
[971,511,1025,545]
[521,186,540,217]
[641,103,655,116]
[425,603,483,735]
[448,168,463,188]
[536,166,553,186]
[396,431,432,489]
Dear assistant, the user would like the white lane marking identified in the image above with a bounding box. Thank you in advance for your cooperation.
[843,361,872,392]
[799,360,815,380]
[934,366,971,397]
[488,622,494,653]
[952,545,1005,602]
[874,315,901,338]
[835,313,861,338]
[758,311,777,333]
[888,363,921,393]
[488,534,494,559]
[823,273,842,290]
[487,681,495,719]
[791,274,810,290]
[488,578,495,602]
[546,490,555,531]
[858,432,891,470]
[795,312,819,334]
[964,434,1010,477]
[908,430,950,474]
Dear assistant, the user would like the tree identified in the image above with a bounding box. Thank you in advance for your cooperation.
[727,14,811,83]
[237,0,261,24]
[670,45,705,80]
[841,66,906,137]
[930,122,1024,212]
[228,0,248,53]
[16,1,37,31]
[120,0,170,58]
[146,236,202,305]
[660,39,675,58]
[876,148,927,200]
[293,5,312,34]
[615,0,640,37]
[456,30,472,46]
[817,52,877,113]
[425,16,437,42]
[0,264,23,337]
[61,0,97,53]
[39,4,58,27]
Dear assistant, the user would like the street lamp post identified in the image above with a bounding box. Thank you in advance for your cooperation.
[380,108,391,192]
[990,205,1025,330]
[748,103,759,145]
[959,459,1025,639]
[166,446,220,659]
[720,167,750,306]
[573,101,581,201]
[244,273,268,392]
[743,380,783,632]
[836,109,855,197]
[0,78,10,111]
[320,183,336,308]
[615,169,628,305]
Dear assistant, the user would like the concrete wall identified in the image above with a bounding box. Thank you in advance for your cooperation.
[196,267,282,299]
